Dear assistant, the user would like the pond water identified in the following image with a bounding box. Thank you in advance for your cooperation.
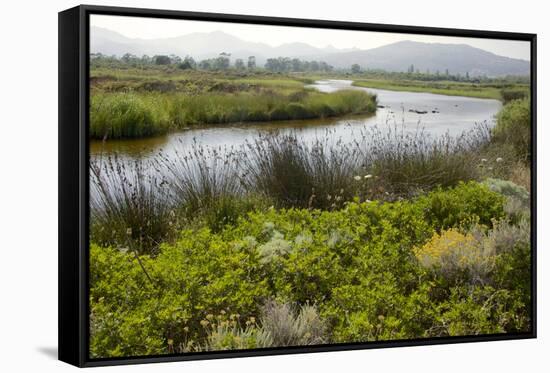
[90,79,501,161]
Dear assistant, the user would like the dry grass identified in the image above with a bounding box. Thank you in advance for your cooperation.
[509,161,531,192]
[260,300,326,347]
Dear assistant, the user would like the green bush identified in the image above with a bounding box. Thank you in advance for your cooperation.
[493,98,531,160]
[89,228,271,358]
[433,286,530,336]
[417,181,505,230]
[90,182,529,357]
[484,178,529,205]
[484,178,530,222]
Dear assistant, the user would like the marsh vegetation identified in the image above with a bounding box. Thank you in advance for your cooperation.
[89,54,532,358]
[91,67,377,139]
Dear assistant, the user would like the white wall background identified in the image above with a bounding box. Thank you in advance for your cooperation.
[0,0,547,371]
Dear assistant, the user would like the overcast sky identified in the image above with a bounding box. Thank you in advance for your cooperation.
[91,15,530,61]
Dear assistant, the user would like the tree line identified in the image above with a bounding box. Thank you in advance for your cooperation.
[351,63,529,84]
[90,52,529,83]
[90,52,334,73]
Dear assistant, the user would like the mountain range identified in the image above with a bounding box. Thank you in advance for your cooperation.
[91,26,530,77]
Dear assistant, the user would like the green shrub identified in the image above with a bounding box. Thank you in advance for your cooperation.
[418,181,505,230]
[484,178,530,222]
[434,286,530,336]
[493,98,531,160]
[89,245,166,357]
[89,227,271,358]
[90,182,529,357]
[484,178,529,205]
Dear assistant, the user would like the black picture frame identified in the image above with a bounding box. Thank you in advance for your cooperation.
[59,4,537,367]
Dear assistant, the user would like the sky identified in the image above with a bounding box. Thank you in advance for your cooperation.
[91,15,530,61]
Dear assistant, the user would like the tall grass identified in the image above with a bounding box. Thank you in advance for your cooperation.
[239,131,362,209]
[90,123,494,248]
[90,93,171,139]
[90,154,176,254]
[359,123,491,198]
[90,89,377,139]
[159,140,243,212]
[157,140,268,232]
[237,123,491,206]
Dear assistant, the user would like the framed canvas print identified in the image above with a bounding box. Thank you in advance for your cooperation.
[58,5,537,367]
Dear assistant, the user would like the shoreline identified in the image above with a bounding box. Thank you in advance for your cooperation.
[351,79,507,100]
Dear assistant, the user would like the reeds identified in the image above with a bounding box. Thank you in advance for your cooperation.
[157,140,262,231]
[90,93,171,139]
[359,122,491,198]
[90,89,377,139]
[239,131,362,209]
[90,123,493,250]
[90,154,176,255]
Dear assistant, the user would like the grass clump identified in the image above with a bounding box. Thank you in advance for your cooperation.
[240,133,362,209]
[90,155,176,255]
[90,93,170,139]
[260,300,326,346]
[198,314,273,352]
[158,142,242,218]
[360,124,490,198]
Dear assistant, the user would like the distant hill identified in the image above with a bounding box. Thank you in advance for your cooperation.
[91,27,348,65]
[91,27,530,77]
[314,40,530,76]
